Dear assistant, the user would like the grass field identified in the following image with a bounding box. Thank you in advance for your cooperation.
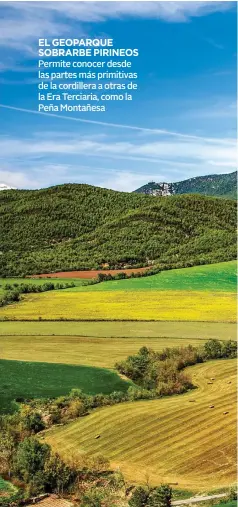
[0,290,235,321]
[0,321,236,340]
[44,359,236,491]
[0,359,130,414]
[64,261,237,293]
[0,335,218,369]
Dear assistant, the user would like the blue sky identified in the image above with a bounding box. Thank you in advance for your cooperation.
[0,1,236,191]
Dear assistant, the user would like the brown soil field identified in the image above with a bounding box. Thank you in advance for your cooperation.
[30,267,150,279]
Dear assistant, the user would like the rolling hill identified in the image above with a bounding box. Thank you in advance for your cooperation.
[44,359,236,490]
[0,185,236,275]
[135,171,237,199]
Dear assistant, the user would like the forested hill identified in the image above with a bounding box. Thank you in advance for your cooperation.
[174,171,237,199]
[0,184,236,276]
[135,171,237,199]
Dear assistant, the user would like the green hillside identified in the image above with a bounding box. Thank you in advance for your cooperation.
[135,171,237,199]
[174,171,237,199]
[0,185,236,275]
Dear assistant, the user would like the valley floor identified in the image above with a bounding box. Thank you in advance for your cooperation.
[0,261,236,494]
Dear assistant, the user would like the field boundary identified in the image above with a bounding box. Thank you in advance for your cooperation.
[0,318,234,323]
[0,334,212,340]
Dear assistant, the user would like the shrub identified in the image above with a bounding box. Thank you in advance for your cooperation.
[14,437,50,483]
[229,487,237,501]
[129,486,150,506]
[148,485,172,507]
[20,408,45,434]
[43,452,76,494]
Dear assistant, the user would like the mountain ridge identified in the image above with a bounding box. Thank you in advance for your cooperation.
[134,171,237,199]
[0,184,236,276]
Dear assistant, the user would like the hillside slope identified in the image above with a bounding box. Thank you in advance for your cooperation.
[44,359,236,490]
[135,171,237,199]
[0,185,236,275]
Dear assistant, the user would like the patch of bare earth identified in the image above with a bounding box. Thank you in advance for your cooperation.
[27,494,73,507]
[30,267,150,279]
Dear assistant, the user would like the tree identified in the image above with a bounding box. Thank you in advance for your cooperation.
[221,340,237,359]
[21,409,45,433]
[14,437,50,482]
[148,485,172,507]
[129,486,150,507]
[203,339,222,359]
[229,487,237,501]
[43,452,76,494]
[0,430,15,477]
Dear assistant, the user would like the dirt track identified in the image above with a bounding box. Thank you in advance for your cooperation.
[172,493,227,505]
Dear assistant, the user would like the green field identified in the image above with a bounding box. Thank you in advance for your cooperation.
[65,262,237,293]
[0,335,215,369]
[0,359,131,414]
[44,359,236,491]
[0,331,236,369]
[0,321,235,339]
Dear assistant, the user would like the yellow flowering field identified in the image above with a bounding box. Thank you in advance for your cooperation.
[0,290,235,322]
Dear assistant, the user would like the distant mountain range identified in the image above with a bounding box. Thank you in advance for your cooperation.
[1,171,237,199]
[134,171,237,199]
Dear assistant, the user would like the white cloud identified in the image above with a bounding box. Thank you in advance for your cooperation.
[0,130,236,175]
[0,104,234,146]
[0,1,233,53]
[182,100,237,120]
[100,171,165,192]
[0,169,39,188]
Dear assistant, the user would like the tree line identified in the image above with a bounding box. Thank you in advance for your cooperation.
[115,339,236,392]
[0,282,75,308]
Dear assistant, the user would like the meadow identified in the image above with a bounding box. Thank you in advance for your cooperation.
[44,359,236,491]
[1,319,236,370]
[67,261,237,293]
[0,359,130,414]
[0,320,235,339]
[0,335,215,369]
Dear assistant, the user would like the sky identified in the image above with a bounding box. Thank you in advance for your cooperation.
[0,1,236,192]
